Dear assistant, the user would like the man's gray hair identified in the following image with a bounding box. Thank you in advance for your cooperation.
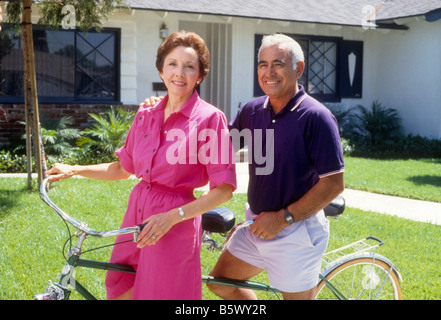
[258,34,304,70]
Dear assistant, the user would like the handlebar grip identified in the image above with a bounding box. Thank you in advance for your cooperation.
[132,223,147,242]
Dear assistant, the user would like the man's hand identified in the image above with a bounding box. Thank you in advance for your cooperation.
[139,96,163,108]
[249,209,287,240]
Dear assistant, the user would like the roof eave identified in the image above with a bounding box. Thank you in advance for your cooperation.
[127,6,409,30]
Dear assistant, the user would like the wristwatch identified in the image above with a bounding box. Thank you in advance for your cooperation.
[178,207,185,220]
[284,208,295,224]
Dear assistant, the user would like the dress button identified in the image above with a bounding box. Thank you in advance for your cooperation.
[272,119,276,123]
[153,148,156,152]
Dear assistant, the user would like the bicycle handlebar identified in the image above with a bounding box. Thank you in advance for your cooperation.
[39,177,140,238]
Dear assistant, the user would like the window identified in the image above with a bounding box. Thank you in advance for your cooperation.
[254,34,363,102]
[0,25,120,104]
[308,40,338,96]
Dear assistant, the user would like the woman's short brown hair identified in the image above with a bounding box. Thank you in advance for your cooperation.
[156,31,210,83]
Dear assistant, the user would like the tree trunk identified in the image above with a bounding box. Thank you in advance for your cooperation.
[21,0,46,187]
[24,100,32,190]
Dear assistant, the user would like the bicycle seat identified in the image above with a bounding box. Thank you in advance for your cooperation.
[323,196,345,217]
[202,207,236,233]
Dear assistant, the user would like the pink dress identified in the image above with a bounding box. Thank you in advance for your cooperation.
[105,91,236,300]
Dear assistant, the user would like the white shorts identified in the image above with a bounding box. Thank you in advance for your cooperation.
[227,204,330,293]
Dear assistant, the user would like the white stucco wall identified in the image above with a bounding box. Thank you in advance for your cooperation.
[369,18,441,138]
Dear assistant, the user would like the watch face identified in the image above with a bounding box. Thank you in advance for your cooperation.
[179,207,185,220]
[284,209,294,224]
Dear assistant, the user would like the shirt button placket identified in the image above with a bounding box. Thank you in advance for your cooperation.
[144,167,151,183]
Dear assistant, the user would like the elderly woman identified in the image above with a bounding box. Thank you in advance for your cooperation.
[46,31,236,300]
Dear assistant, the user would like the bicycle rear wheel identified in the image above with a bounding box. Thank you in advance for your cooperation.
[316,257,402,300]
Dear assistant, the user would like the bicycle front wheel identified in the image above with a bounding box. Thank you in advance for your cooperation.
[316,257,402,300]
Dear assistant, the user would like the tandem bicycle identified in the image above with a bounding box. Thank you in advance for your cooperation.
[34,177,402,300]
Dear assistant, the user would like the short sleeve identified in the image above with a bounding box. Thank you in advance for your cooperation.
[305,109,345,178]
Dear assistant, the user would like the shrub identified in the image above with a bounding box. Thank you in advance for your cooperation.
[0,150,28,173]
[16,116,81,158]
[327,100,441,159]
[397,134,441,158]
[76,107,135,163]
[351,100,402,148]
[40,116,81,156]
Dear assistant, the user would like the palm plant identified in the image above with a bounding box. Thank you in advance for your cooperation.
[41,116,81,156]
[77,107,135,161]
[352,100,402,147]
[18,116,80,156]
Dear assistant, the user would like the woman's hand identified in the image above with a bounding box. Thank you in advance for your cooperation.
[47,162,131,181]
[46,163,76,181]
[136,209,180,248]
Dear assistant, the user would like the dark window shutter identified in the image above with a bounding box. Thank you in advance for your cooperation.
[340,40,363,98]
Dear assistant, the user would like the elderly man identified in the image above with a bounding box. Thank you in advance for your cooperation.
[207,34,345,300]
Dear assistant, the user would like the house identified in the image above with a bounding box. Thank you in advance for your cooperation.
[1,0,441,147]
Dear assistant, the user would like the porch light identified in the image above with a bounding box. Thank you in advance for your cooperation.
[159,23,168,41]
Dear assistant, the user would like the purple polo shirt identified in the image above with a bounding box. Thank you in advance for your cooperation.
[229,85,344,214]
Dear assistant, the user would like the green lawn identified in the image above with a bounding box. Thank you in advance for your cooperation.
[344,157,441,202]
[1,172,440,300]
